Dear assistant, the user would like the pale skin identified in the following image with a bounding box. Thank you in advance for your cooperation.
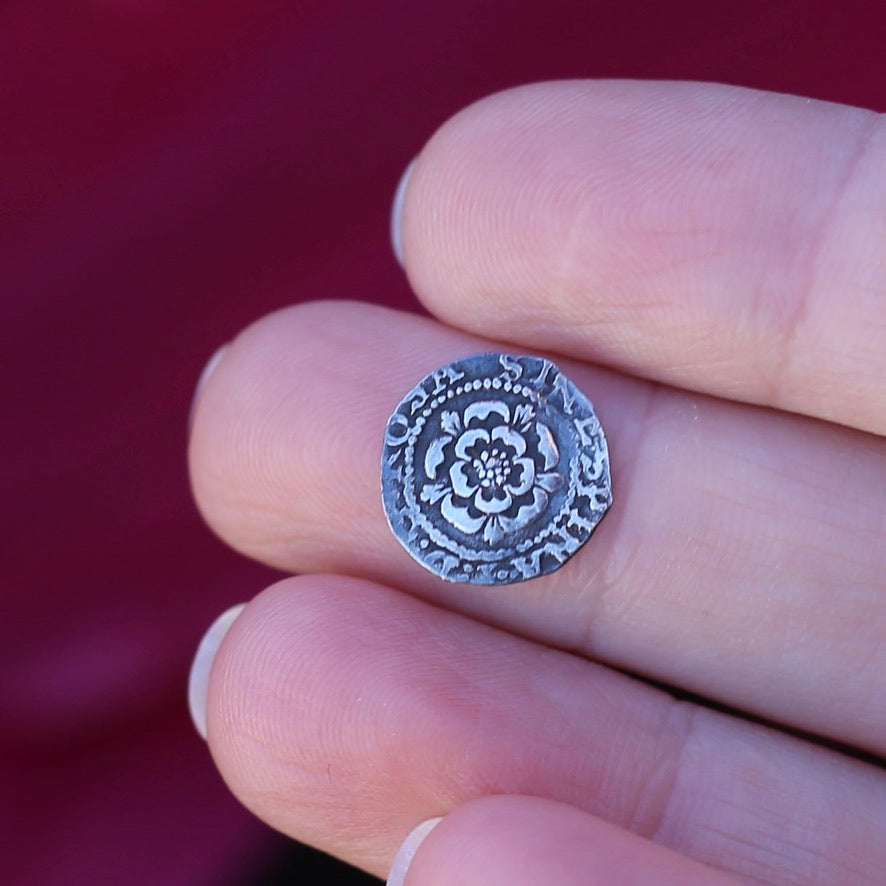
[188,81,886,885]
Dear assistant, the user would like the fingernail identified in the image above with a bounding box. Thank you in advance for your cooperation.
[187,343,229,436]
[387,817,442,886]
[390,158,415,268]
[188,603,246,740]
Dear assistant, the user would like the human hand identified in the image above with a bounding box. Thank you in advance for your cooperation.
[187,81,886,884]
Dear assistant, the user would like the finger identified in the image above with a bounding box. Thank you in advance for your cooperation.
[189,300,886,754]
[204,574,886,885]
[397,80,886,434]
[392,796,740,886]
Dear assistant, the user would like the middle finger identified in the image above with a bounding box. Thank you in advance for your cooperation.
[189,299,886,754]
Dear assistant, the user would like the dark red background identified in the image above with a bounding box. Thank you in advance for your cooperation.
[2,2,883,883]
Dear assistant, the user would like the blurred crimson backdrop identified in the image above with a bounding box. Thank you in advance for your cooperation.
[2,2,884,883]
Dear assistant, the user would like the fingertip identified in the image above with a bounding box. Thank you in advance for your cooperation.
[400,795,741,886]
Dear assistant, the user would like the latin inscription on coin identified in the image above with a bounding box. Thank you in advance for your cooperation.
[381,354,612,585]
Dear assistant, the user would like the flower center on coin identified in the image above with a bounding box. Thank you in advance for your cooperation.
[474,448,512,487]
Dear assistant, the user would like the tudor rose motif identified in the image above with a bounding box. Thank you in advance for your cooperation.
[381,353,612,585]
[422,399,562,545]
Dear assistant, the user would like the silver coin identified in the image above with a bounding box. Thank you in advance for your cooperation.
[381,353,612,585]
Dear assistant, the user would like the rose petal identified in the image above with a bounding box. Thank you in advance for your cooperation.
[535,423,559,470]
[463,400,509,427]
[491,425,526,456]
[507,457,536,496]
[500,487,548,533]
[441,494,485,534]
[474,486,512,515]
[454,428,490,460]
[449,461,478,498]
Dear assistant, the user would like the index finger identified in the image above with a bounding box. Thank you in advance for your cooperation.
[398,80,886,434]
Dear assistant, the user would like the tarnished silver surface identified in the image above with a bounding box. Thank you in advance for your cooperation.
[381,353,611,585]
